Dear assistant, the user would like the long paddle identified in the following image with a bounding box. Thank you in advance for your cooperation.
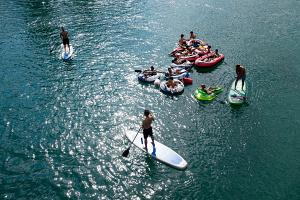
[134,69,165,73]
[122,127,142,157]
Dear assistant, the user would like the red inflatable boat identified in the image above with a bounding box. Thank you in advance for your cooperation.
[194,53,224,68]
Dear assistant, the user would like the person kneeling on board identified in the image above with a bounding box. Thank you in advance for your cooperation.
[141,110,155,151]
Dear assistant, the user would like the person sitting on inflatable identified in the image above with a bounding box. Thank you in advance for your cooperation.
[199,84,215,94]
[172,53,186,65]
[204,49,220,62]
[144,66,157,78]
[166,77,176,88]
[213,49,220,58]
[166,67,175,77]
[178,34,187,48]
[189,31,197,40]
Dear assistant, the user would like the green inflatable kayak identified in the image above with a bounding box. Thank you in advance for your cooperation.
[193,87,223,101]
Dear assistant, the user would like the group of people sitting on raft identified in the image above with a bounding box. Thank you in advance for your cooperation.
[142,66,181,89]
[141,31,246,96]
[171,31,222,65]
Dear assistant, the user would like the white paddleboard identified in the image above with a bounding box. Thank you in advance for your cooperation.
[125,130,188,170]
[61,44,74,60]
[228,79,246,105]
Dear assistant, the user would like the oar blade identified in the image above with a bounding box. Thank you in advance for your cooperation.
[135,70,142,73]
[122,147,130,157]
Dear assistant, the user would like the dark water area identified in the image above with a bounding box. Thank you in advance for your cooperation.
[0,0,299,199]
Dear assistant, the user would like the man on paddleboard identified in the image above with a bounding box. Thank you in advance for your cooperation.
[235,64,246,90]
[60,27,70,53]
[141,110,155,151]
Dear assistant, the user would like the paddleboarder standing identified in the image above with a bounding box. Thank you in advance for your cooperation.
[235,64,246,90]
[142,110,155,151]
[60,27,70,53]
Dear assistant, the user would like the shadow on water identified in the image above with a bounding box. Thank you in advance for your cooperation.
[62,60,76,71]
[145,154,157,170]
[229,101,250,111]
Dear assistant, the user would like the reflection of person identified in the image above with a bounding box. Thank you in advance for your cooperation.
[235,65,246,90]
[60,27,70,53]
[141,110,155,151]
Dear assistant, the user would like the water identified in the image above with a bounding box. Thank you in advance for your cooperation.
[0,0,299,199]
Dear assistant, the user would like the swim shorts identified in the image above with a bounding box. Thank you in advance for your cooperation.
[143,127,153,139]
[63,38,69,45]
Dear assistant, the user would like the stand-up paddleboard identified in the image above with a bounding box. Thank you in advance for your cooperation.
[228,79,246,105]
[61,44,74,61]
[125,130,188,170]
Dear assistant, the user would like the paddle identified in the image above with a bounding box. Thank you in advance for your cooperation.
[122,127,142,157]
[134,69,165,73]
[50,44,55,53]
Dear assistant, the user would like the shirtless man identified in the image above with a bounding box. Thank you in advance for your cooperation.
[166,77,177,89]
[60,27,70,53]
[178,34,187,48]
[189,31,197,40]
[141,110,155,151]
[200,84,213,94]
[235,65,246,90]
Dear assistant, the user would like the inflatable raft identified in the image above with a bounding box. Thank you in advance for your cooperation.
[160,79,184,95]
[194,53,224,68]
[193,87,223,101]
[138,71,161,83]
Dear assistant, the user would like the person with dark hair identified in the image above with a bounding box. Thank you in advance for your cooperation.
[144,66,157,77]
[214,49,220,57]
[178,34,186,48]
[166,77,176,88]
[207,45,211,53]
[189,31,197,40]
[200,84,213,94]
[235,65,246,90]
[141,110,155,151]
[60,27,70,53]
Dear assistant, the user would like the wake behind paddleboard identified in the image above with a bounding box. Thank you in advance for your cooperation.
[125,130,188,170]
[61,44,74,61]
[228,79,246,105]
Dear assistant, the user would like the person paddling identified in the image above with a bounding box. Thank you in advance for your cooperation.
[141,110,155,152]
[235,64,246,90]
[60,27,70,53]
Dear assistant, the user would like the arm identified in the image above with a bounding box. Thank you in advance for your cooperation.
[150,114,154,121]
